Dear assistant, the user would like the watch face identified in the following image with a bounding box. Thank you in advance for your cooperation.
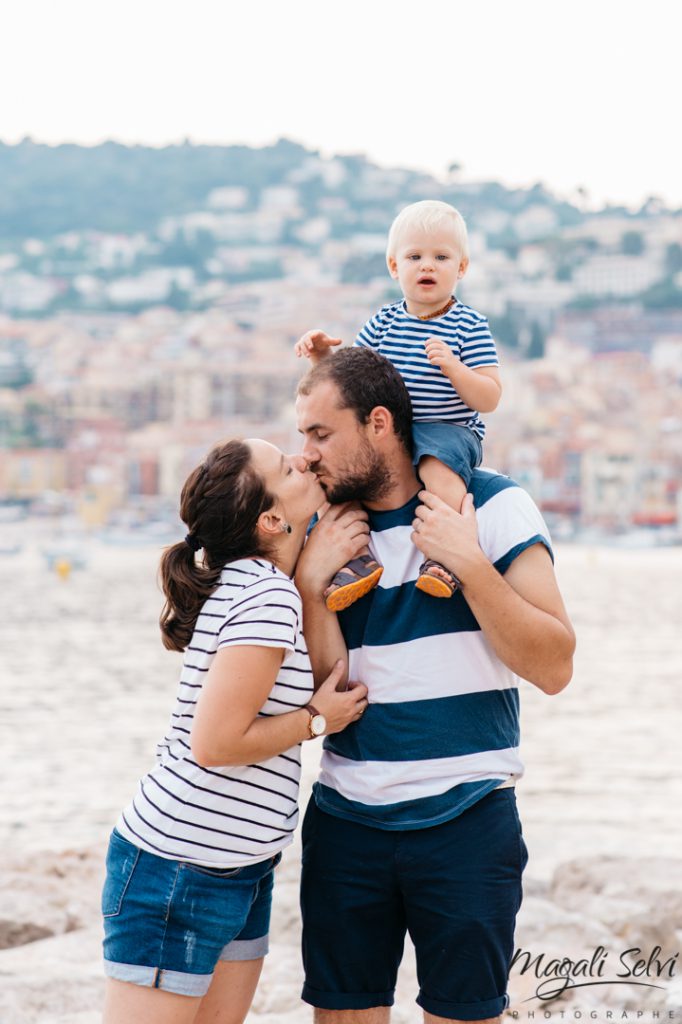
[311,715,326,736]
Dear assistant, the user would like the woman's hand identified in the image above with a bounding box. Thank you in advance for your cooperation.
[295,502,370,598]
[311,660,368,733]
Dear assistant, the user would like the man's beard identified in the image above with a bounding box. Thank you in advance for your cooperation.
[319,442,394,505]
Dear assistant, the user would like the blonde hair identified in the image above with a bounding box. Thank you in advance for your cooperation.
[386,200,469,267]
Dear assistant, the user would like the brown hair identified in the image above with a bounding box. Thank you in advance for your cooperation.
[297,347,413,458]
[159,439,276,653]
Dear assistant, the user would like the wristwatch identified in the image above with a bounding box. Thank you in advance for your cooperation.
[304,703,327,739]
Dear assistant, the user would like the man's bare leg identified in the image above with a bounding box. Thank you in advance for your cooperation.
[314,1009,390,1023]
[313,1005,500,1023]
[425,1016,501,1024]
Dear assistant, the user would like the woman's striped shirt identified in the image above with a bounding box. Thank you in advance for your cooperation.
[355,299,498,438]
[116,558,314,868]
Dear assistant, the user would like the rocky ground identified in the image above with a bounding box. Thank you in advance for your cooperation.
[1,842,680,1023]
[2,542,681,1022]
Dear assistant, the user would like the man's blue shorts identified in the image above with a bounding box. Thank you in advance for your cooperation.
[300,787,527,1021]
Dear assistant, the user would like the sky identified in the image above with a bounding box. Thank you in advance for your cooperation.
[2,0,681,210]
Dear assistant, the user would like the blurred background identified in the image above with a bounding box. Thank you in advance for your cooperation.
[1,2,681,1022]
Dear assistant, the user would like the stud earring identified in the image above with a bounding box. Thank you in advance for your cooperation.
[281,523,292,534]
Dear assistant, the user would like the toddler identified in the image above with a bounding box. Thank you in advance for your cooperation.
[295,199,502,611]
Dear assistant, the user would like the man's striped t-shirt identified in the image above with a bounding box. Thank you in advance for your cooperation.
[354,299,498,438]
[117,558,314,867]
[314,471,552,830]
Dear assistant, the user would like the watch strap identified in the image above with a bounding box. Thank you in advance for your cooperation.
[304,703,323,740]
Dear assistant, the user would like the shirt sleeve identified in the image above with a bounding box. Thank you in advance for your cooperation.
[458,312,499,369]
[475,479,553,574]
[354,308,386,350]
[217,580,300,661]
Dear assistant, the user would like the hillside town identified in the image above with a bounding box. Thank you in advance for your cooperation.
[1,142,681,543]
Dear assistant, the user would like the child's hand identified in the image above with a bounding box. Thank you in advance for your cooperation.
[425,337,459,374]
[295,330,343,359]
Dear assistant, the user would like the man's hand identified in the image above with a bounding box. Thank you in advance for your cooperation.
[295,502,370,597]
[294,330,343,360]
[411,490,486,584]
[424,337,459,374]
[413,490,575,693]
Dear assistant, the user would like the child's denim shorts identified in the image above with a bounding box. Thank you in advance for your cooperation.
[102,828,282,996]
[412,421,482,487]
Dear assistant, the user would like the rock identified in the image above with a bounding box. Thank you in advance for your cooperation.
[515,894,615,953]
[0,925,103,1024]
[250,942,304,1014]
[522,875,550,899]
[550,857,682,927]
[666,974,682,1015]
[510,896,616,1009]
[548,856,681,974]
[510,888,677,1014]
[0,846,104,952]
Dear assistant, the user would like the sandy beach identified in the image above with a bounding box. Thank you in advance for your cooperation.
[1,537,681,1022]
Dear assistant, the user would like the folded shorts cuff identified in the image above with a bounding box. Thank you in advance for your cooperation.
[301,983,395,1010]
[219,935,269,961]
[417,991,508,1020]
[103,959,212,997]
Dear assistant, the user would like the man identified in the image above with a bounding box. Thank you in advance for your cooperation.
[294,347,575,1024]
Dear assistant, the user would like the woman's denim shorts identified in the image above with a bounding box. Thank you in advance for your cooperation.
[102,828,282,996]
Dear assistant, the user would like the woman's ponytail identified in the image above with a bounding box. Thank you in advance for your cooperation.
[158,440,275,653]
[159,541,222,652]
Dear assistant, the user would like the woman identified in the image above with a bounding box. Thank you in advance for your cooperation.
[101,437,369,1024]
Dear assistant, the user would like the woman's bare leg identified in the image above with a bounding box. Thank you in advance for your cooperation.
[193,958,264,1024]
[103,977,200,1024]
[103,958,264,1024]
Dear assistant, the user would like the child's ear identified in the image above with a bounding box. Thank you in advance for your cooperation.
[458,257,470,279]
[387,256,399,279]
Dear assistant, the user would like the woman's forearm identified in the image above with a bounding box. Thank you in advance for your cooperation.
[192,706,311,767]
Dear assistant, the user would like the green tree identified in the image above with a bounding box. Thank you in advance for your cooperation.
[665,242,682,274]
[621,231,644,256]
[527,322,546,360]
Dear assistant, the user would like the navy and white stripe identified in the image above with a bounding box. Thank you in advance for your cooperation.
[314,470,552,830]
[355,299,498,438]
[117,559,314,867]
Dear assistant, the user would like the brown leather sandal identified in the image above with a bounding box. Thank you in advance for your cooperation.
[415,559,461,598]
[324,555,384,612]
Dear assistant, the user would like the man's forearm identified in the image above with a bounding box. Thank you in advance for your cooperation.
[297,582,349,690]
[461,553,574,694]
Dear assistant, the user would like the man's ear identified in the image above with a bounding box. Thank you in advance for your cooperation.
[367,405,393,440]
[458,256,470,280]
[387,255,399,279]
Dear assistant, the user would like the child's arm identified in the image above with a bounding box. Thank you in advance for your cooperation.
[294,329,343,366]
[424,338,502,413]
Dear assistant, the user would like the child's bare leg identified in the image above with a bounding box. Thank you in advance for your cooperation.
[419,456,468,511]
[323,501,383,612]
[416,456,467,596]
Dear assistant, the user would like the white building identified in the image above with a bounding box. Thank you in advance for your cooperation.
[572,255,663,296]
